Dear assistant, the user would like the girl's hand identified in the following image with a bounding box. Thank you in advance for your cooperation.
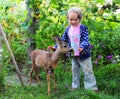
[47,46,56,51]
[78,48,83,52]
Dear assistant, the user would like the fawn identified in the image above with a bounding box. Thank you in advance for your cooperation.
[29,36,71,95]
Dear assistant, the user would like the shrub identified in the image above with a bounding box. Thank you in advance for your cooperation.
[0,66,5,92]
[95,63,120,95]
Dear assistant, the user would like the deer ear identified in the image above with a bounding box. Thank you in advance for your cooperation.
[52,36,61,43]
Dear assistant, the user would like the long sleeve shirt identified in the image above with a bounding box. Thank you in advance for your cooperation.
[61,24,91,60]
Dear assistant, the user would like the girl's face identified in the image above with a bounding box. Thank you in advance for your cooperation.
[68,12,80,27]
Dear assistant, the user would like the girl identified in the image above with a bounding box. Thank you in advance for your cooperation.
[48,7,98,92]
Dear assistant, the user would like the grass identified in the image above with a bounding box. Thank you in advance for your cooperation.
[0,84,119,99]
[0,63,120,99]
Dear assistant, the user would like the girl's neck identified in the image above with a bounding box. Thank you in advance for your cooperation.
[71,23,80,28]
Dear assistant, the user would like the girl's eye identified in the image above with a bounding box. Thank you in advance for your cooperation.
[75,19,78,21]
[69,19,79,21]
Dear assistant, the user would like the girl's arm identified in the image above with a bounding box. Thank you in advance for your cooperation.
[79,25,90,50]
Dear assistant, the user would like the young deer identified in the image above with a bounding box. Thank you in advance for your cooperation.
[29,36,70,95]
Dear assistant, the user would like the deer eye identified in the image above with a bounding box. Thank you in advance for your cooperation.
[63,45,67,47]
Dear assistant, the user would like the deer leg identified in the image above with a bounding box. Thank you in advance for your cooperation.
[34,67,40,85]
[46,70,51,95]
[29,62,35,84]
[52,70,56,89]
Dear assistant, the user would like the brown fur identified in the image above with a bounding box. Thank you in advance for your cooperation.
[29,36,70,95]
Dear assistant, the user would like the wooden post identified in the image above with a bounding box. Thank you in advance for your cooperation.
[0,24,24,86]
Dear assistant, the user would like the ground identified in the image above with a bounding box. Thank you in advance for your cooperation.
[4,73,38,86]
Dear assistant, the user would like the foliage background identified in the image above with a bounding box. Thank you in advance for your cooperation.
[0,0,120,98]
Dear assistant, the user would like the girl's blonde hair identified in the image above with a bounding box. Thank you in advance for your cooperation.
[67,7,82,20]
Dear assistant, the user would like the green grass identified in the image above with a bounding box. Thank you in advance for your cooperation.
[0,84,119,99]
[0,63,120,99]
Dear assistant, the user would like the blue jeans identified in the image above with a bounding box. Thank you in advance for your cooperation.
[72,57,98,90]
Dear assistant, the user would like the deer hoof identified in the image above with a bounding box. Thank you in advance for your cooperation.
[48,90,51,95]
[38,83,41,87]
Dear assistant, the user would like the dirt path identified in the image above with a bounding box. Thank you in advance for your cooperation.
[4,73,38,85]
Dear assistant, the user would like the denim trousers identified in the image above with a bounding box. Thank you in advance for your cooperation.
[71,57,98,90]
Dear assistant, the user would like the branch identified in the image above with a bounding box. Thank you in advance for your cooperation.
[102,17,120,23]
[0,24,24,86]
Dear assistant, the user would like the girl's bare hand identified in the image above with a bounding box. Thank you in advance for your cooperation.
[78,48,83,52]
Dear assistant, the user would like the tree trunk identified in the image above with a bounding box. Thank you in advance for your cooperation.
[25,0,40,61]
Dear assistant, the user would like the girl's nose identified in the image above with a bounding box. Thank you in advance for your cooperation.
[72,20,76,24]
